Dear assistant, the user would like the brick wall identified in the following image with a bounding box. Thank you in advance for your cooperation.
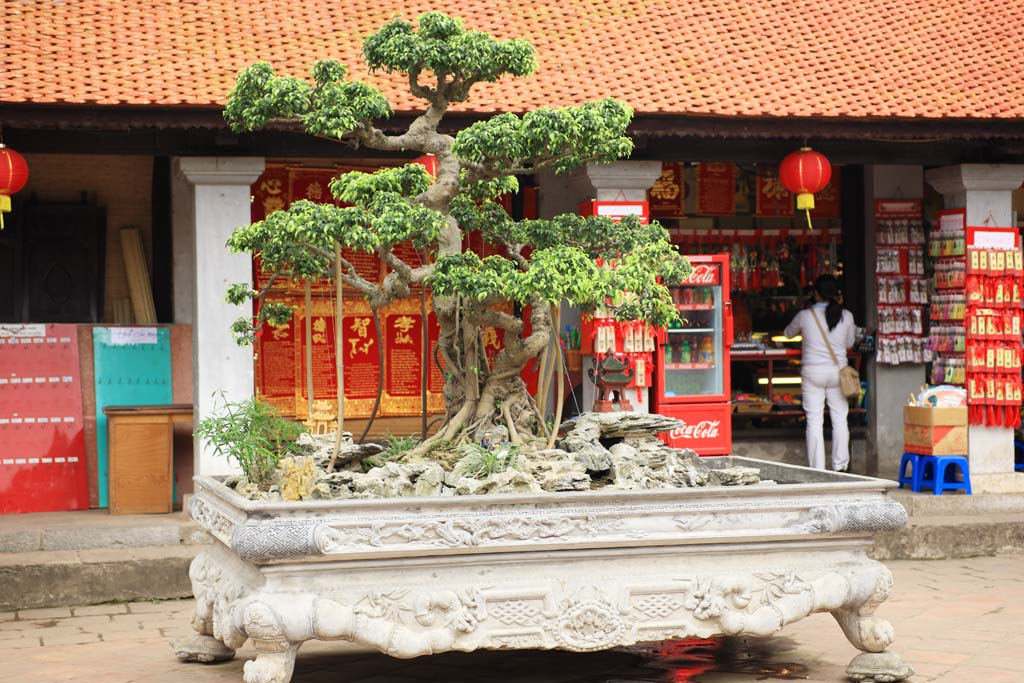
[19,154,153,323]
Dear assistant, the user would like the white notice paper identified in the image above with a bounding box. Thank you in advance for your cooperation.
[108,327,159,345]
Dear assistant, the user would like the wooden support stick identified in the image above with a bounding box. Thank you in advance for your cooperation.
[329,241,344,470]
[304,281,314,418]
[547,305,564,449]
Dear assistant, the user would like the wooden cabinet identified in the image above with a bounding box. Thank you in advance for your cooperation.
[104,404,192,514]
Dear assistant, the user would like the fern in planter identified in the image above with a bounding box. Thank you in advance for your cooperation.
[452,442,520,479]
[195,398,307,490]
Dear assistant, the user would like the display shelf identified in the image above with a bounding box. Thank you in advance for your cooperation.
[663,362,714,370]
[675,304,715,311]
[667,328,715,334]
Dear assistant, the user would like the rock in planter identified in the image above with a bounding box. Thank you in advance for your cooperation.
[709,466,762,486]
[278,456,317,501]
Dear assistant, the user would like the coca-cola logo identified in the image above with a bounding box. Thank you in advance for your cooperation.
[682,264,719,285]
[670,420,721,440]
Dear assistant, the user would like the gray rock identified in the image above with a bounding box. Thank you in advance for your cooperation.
[565,440,613,472]
[351,462,417,498]
[561,412,685,439]
[709,466,761,486]
[468,470,543,496]
[413,464,446,498]
[517,451,591,492]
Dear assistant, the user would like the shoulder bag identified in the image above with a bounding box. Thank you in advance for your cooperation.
[810,309,861,398]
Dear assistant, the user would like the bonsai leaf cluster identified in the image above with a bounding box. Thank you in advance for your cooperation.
[195,397,306,490]
[222,11,691,455]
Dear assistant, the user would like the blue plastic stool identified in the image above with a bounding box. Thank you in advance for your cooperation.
[916,455,972,495]
[898,452,921,489]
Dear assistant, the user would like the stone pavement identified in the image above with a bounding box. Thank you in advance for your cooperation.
[0,555,1021,683]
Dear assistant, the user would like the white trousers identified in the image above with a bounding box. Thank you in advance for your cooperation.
[801,365,850,471]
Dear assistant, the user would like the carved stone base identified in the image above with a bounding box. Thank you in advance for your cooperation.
[182,543,906,683]
[172,634,236,663]
[181,462,910,683]
[846,650,915,682]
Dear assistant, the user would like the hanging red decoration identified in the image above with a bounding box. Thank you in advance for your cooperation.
[411,153,438,178]
[779,147,831,230]
[0,144,29,230]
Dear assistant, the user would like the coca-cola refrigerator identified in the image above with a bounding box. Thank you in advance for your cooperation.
[653,253,733,455]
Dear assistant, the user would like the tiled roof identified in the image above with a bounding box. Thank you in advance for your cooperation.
[3,0,1023,119]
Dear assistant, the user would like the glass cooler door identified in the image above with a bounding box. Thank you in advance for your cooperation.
[658,256,730,403]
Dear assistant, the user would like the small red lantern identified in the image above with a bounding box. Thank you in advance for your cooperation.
[779,147,831,229]
[0,144,29,230]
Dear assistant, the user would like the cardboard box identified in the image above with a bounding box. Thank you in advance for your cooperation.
[903,405,968,456]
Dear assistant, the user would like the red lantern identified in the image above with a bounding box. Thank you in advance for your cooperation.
[0,144,29,230]
[779,147,831,229]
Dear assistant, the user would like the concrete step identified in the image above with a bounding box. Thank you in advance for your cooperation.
[0,545,199,612]
[888,488,1024,517]
[872,512,1024,561]
[0,509,210,554]
[0,510,210,611]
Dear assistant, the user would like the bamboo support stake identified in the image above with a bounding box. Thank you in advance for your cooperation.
[420,286,429,440]
[304,281,314,418]
[329,241,344,470]
[546,306,565,449]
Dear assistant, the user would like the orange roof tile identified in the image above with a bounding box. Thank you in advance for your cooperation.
[2,0,1023,119]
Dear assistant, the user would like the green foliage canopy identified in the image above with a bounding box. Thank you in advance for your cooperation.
[220,11,690,346]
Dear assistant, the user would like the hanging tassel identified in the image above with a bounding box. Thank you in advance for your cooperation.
[797,192,815,232]
[0,194,9,230]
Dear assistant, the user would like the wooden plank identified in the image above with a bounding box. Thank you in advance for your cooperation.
[121,227,157,324]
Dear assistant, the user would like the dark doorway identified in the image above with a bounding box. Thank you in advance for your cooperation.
[0,200,106,323]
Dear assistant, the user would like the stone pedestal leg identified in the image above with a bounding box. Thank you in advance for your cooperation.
[831,569,913,682]
[172,633,237,664]
[172,552,237,663]
[243,641,301,683]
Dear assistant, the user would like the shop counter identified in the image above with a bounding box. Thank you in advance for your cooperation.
[731,348,864,418]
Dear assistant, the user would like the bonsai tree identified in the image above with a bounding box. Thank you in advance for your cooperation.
[223,12,690,455]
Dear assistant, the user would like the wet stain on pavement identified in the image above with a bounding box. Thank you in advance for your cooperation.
[290,636,813,682]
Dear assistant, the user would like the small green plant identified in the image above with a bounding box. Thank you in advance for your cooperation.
[383,434,420,459]
[452,442,520,479]
[195,397,306,490]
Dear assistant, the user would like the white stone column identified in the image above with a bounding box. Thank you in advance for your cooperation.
[539,161,663,414]
[863,166,927,479]
[926,164,1024,493]
[176,157,266,477]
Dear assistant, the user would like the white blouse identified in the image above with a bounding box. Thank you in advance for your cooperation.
[784,304,856,369]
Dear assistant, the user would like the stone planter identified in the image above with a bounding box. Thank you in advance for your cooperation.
[176,457,913,683]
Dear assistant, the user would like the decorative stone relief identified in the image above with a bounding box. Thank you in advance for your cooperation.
[316,514,624,552]
[489,599,544,627]
[231,521,322,562]
[555,597,626,652]
[799,501,908,534]
[188,496,240,545]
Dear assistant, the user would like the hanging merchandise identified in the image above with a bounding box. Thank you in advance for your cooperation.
[927,209,968,384]
[778,147,831,230]
[961,224,1024,428]
[875,201,927,366]
[0,144,29,229]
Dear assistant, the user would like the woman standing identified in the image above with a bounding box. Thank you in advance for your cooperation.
[784,275,856,471]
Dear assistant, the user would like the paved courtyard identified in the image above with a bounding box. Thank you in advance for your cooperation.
[0,555,1020,683]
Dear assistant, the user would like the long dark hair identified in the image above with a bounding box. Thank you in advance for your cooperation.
[815,275,842,331]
